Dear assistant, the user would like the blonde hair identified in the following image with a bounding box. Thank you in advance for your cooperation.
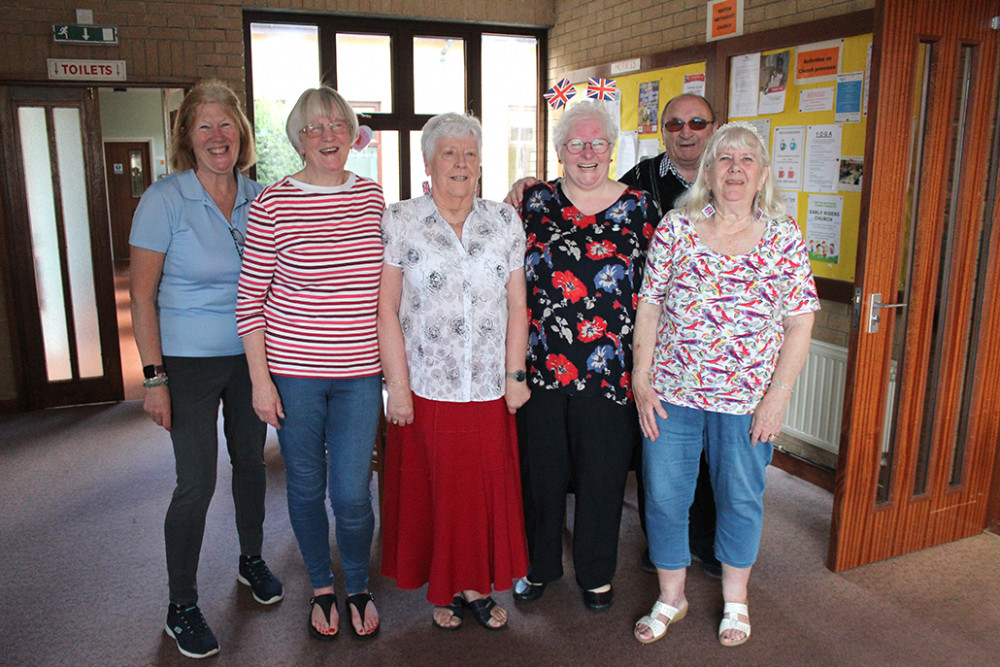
[677,121,784,223]
[170,79,256,172]
[285,86,360,154]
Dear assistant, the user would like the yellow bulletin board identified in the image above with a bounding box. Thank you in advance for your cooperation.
[728,33,872,283]
[558,62,707,180]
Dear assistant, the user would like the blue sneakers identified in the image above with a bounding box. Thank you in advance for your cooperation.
[238,555,284,605]
[165,603,219,659]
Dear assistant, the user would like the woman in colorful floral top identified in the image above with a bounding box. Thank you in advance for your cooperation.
[514,101,661,611]
[631,122,818,648]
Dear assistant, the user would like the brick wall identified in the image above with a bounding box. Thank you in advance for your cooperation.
[548,0,873,77]
[0,0,556,89]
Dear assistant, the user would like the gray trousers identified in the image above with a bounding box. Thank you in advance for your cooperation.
[163,354,267,606]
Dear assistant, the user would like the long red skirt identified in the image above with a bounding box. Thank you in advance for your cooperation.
[380,395,528,606]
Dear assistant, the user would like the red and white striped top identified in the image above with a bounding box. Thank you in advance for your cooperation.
[236,173,385,378]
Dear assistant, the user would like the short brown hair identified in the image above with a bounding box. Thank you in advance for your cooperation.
[170,79,256,172]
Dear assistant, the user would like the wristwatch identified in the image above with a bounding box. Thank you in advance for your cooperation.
[505,370,526,382]
[142,364,166,379]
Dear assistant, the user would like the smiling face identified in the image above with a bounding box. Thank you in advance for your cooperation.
[708,144,769,212]
[426,132,480,201]
[661,96,716,174]
[190,102,240,177]
[299,115,352,182]
[560,118,612,192]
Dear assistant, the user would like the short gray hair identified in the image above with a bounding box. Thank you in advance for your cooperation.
[420,113,483,163]
[285,86,360,153]
[553,100,619,162]
[678,121,785,223]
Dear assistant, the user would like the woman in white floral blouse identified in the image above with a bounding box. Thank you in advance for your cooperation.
[378,112,530,632]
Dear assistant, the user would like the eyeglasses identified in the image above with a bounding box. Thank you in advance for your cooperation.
[300,121,348,137]
[564,138,611,155]
[228,225,245,259]
[663,118,713,133]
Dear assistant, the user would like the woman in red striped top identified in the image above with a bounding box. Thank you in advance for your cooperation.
[236,86,383,642]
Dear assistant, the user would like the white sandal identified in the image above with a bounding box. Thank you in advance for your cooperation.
[634,600,688,644]
[718,601,751,647]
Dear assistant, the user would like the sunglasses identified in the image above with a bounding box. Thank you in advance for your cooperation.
[663,118,712,133]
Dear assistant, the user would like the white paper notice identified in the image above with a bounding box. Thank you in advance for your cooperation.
[806,194,843,264]
[616,131,638,180]
[638,138,661,162]
[683,73,706,97]
[780,191,800,218]
[772,126,805,191]
[838,156,863,191]
[758,49,791,115]
[728,52,760,118]
[804,124,842,193]
[799,87,835,113]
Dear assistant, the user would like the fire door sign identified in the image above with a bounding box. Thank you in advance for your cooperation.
[47,59,127,82]
[52,24,119,44]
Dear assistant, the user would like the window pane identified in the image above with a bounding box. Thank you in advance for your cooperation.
[413,37,465,114]
[250,23,320,186]
[337,33,392,114]
[481,34,538,201]
[18,107,71,381]
[410,130,429,198]
[346,130,400,205]
[54,108,103,378]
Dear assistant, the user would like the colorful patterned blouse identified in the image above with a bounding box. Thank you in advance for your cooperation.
[638,209,820,415]
[521,180,660,405]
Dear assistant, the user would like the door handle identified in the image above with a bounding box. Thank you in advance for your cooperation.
[867,293,907,334]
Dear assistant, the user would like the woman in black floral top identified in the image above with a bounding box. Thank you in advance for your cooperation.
[514,100,661,611]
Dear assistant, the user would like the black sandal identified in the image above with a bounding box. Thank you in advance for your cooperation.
[465,596,506,631]
[308,594,338,641]
[433,595,464,631]
[346,591,379,639]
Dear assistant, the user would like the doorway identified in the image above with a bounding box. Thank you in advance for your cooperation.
[104,141,152,263]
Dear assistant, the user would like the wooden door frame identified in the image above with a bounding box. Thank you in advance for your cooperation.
[828,0,1000,569]
[0,85,122,409]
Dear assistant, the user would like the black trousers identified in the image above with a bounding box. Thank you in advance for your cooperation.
[516,389,638,590]
[634,432,717,560]
[163,355,268,605]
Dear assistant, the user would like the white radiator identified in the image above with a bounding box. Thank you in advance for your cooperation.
[783,340,848,454]
[781,341,897,455]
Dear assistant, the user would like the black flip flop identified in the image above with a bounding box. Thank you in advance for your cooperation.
[346,591,379,639]
[308,593,338,641]
[433,595,464,631]
[466,596,506,630]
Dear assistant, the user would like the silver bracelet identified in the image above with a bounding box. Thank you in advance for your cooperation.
[143,374,169,388]
[771,379,793,393]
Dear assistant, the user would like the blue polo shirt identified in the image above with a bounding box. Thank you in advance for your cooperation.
[129,169,263,357]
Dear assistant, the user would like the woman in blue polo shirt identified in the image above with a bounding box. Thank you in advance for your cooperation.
[129,80,282,660]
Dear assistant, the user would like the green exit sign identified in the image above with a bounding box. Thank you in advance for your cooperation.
[52,24,119,45]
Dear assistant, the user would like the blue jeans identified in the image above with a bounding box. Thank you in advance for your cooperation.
[643,401,772,570]
[272,374,381,593]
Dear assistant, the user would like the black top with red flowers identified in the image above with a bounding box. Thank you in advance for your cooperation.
[520,180,660,405]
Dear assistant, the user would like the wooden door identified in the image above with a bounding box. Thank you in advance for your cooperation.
[104,141,151,262]
[829,0,1000,570]
[0,86,123,409]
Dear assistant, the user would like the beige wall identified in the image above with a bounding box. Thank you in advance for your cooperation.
[548,0,873,76]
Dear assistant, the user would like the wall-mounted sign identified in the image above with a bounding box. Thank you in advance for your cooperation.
[53,24,119,45]
[47,59,126,82]
[707,0,744,42]
[610,58,641,75]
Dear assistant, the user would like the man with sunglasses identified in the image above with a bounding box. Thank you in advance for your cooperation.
[504,93,721,579]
